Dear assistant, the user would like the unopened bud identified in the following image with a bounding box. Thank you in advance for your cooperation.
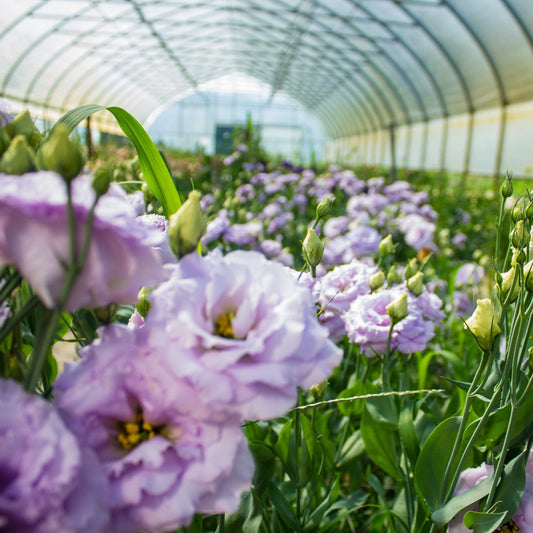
[94,304,117,324]
[407,271,424,296]
[512,204,525,223]
[387,265,401,285]
[136,287,152,318]
[524,260,533,292]
[379,235,394,257]
[92,166,112,197]
[498,267,519,302]
[500,175,513,199]
[38,124,84,180]
[511,220,530,249]
[0,135,37,174]
[369,271,385,291]
[316,195,334,219]
[302,228,324,268]
[512,247,527,266]
[310,381,328,401]
[464,298,501,351]
[404,258,419,280]
[386,293,409,325]
[168,190,206,259]
[526,202,533,221]
[5,110,37,142]
[0,127,10,157]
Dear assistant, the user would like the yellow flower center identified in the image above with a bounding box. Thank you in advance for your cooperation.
[116,410,165,451]
[498,520,520,532]
[214,312,235,338]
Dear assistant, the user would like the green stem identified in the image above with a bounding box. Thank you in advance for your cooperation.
[0,270,22,303]
[23,184,99,392]
[0,294,40,346]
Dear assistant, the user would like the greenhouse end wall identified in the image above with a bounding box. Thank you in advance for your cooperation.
[326,101,533,179]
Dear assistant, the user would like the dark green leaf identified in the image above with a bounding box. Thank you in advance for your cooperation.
[463,510,506,532]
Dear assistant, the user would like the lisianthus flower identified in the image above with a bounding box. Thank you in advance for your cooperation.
[396,213,436,251]
[141,250,343,421]
[0,172,168,310]
[448,455,533,532]
[343,287,435,355]
[0,379,110,533]
[54,324,253,533]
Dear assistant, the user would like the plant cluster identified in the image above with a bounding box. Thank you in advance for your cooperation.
[0,103,532,533]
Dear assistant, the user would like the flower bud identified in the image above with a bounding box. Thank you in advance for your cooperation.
[302,228,324,268]
[136,286,152,318]
[0,135,37,174]
[498,267,519,302]
[464,298,501,351]
[526,201,533,221]
[512,247,527,266]
[92,166,112,197]
[316,195,334,219]
[387,265,401,285]
[386,293,408,325]
[94,304,117,324]
[39,124,84,180]
[512,204,525,223]
[310,381,328,401]
[500,175,513,199]
[510,220,530,250]
[379,234,394,257]
[407,271,424,296]
[0,127,10,157]
[524,260,533,292]
[38,124,84,181]
[369,271,385,291]
[5,110,37,142]
[404,258,418,280]
[168,190,206,258]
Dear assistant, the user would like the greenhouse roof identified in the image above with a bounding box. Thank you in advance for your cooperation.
[1,0,533,138]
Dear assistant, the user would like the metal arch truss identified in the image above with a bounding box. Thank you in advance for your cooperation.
[0,0,533,143]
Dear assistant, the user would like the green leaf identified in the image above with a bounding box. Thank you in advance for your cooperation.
[399,401,420,466]
[414,416,473,512]
[269,482,301,532]
[463,510,506,532]
[249,440,276,494]
[361,402,403,481]
[56,105,181,217]
[223,492,263,533]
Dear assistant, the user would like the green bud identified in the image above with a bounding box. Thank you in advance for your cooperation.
[310,381,328,401]
[0,135,37,174]
[386,293,409,326]
[464,298,501,351]
[142,182,154,204]
[378,234,394,257]
[316,195,334,219]
[38,124,84,180]
[498,267,519,302]
[302,228,324,269]
[137,286,152,318]
[92,166,112,197]
[404,258,419,280]
[387,265,401,285]
[512,204,525,223]
[5,110,37,141]
[500,176,513,199]
[168,190,207,259]
[512,248,527,266]
[407,271,424,296]
[526,201,533,221]
[524,260,533,292]
[369,271,385,291]
[511,219,530,249]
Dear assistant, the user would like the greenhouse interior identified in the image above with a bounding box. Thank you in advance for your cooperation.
[3,1,533,533]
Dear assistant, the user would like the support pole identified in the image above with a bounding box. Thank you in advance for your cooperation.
[462,112,474,176]
[389,123,397,181]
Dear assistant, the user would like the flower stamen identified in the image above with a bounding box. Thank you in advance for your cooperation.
[117,410,164,450]
[214,312,235,338]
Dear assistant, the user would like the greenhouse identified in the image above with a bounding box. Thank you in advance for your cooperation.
[2,1,533,533]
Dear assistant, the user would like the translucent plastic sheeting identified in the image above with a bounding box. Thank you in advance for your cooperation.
[1,0,533,140]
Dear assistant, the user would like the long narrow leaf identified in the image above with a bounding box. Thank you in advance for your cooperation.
[56,104,181,217]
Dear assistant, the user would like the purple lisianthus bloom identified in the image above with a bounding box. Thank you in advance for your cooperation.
[141,250,342,421]
[383,181,413,202]
[200,193,214,212]
[0,172,168,311]
[344,225,381,258]
[447,463,494,533]
[235,184,255,203]
[452,232,468,249]
[0,99,12,127]
[137,213,175,264]
[323,216,350,239]
[202,209,230,246]
[347,193,390,217]
[125,189,146,216]
[224,221,263,247]
[397,213,436,251]
[54,324,253,533]
[343,287,435,355]
[0,379,110,533]
[260,238,283,258]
